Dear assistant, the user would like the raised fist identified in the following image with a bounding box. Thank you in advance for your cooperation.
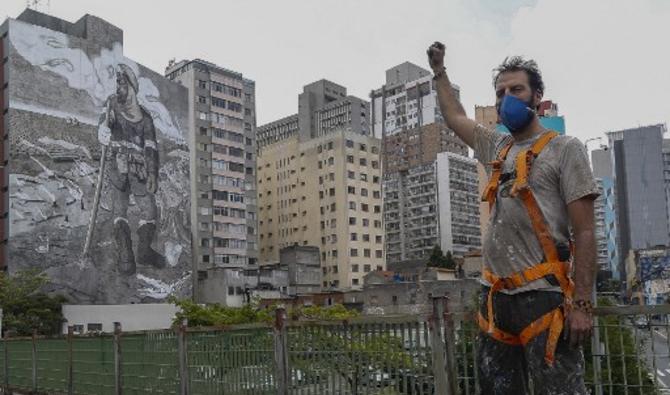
[427,41,446,72]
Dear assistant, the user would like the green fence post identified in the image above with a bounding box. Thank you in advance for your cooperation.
[67,326,73,395]
[113,322,122,395]
[3,330,8,391]
[31,329,37,394]
[177,319,189,395]
[273,307,288,395]
[430,296,450,395]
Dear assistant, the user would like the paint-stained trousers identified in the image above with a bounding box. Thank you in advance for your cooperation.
[477,287,588,395]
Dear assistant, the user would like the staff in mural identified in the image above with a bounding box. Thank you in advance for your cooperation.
[85,64,165,274]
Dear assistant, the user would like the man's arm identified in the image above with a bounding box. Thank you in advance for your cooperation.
[566,196,597,346]
[427,42,478,148]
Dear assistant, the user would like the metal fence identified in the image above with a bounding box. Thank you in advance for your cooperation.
[0,299,668,395]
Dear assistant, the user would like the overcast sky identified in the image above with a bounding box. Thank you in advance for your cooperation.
[4,0,669,148]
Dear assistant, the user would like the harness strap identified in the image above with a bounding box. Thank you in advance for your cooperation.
[477,306,565,365]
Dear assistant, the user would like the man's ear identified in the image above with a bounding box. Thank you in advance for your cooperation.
[533,90,543,110]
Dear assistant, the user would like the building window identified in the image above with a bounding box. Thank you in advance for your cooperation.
[349,201,356,210]
[362,234,370,242]
[348,171,355,179]
[361,188,368,197]
[346,140,354,148]
[332,249,338,257]
[359,143,366,152]
[352,278,359,286]
[347,155,354,164]
[374,205,381,213]
[352,264,359,273]
[376,235,383,244]
[228,286,235,296]
[330,202,336,211]
[362,219,369,227]
[348,186,356,194]
[364,249,371,258]
[376,250,383,258]
[362,204,369,212]
[360,173,368,182]
[349,217,356,225]
[372,161,379,169]
[329,188,336,196]
[351,233,358,241]
[374,220,381,228]
[198,80,207,89]
[350,249,358,257]
[360,158,367,166]
[364,264,371,272]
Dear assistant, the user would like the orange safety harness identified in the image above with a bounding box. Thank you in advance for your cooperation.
[479,131,574,366]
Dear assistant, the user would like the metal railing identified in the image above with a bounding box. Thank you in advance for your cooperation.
[0,300,668,394]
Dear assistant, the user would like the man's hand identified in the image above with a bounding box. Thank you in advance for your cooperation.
[426,41,445,72]
[147,174,158,194]
[565,309,593,348]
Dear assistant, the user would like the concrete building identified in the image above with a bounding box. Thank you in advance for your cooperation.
[257,80,370,149]
[166,59,258,303]
[360,276,480,315]
[607,124,670,290]
[62,304,180,335]
[1,9,192,304]
[384,151,480,263]
[591,148,620,280]
[370,62,455,139]
[382,122,467,174]
[280,245,322,295]
[257,128,384,290]
[663,139,670,240]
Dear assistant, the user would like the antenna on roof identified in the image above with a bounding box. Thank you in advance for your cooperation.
[26,0,50,13]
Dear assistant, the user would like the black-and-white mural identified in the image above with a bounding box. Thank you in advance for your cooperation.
[7,18,191,303]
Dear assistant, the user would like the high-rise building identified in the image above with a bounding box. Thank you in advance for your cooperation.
[166,59,258,303]
[384,151,481,263]
[662,139,670,240]
[373,63,478,265]
[257,81,383,290]
[257,80,370,149]
[607,124,670,287]
[591,148,620,280]
[382,123,467,174]
[370,62,457,139]
[1,9,192,303]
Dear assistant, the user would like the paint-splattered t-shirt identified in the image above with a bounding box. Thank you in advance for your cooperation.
[473,125,599,294]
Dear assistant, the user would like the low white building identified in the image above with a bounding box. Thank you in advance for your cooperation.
[62,303,180,334]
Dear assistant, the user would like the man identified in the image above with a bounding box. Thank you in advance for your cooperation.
[97,64,164,275]
[427,42,598,394]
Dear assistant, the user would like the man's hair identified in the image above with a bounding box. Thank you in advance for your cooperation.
[492,56,544,95]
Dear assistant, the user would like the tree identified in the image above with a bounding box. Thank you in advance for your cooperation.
[0,270,67,336]
[428,245,456,269]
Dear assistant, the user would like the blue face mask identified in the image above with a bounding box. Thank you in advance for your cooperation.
[497,95,535,133]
